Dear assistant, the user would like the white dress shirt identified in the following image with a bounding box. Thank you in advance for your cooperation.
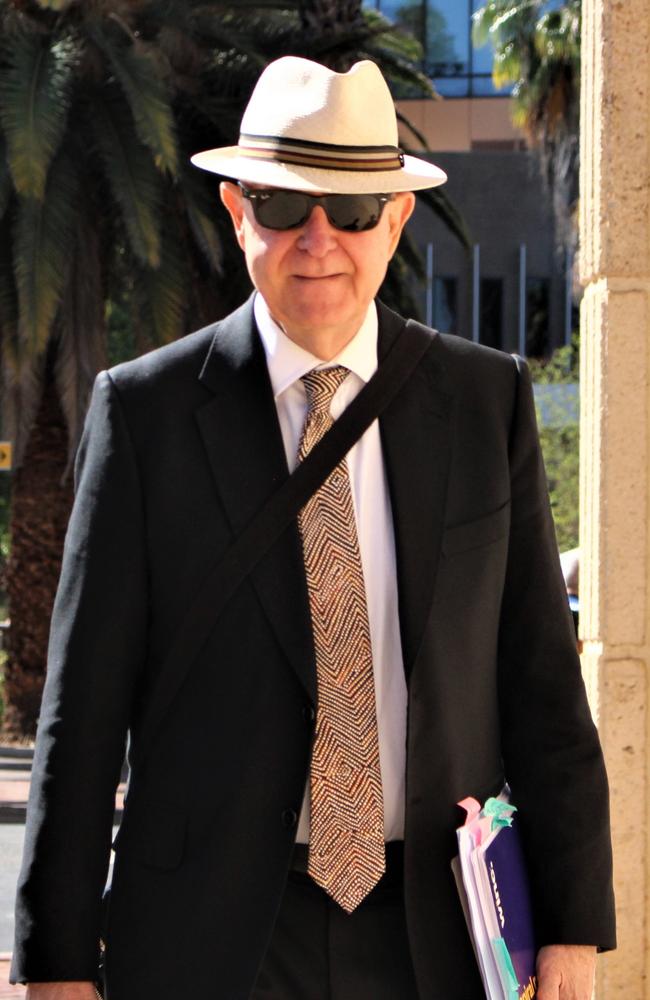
[254,293,407,842]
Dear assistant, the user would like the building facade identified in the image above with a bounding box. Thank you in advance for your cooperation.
[367,0,573,357]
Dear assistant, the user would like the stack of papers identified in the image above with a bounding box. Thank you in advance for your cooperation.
[454,790,538,1000]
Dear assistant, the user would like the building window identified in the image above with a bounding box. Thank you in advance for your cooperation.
[479,277,503,349]
[363,0,513,98]
[526,277,550,357]
[432,276,457,333]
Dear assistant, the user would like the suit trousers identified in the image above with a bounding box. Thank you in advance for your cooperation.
[250,842,420,1000]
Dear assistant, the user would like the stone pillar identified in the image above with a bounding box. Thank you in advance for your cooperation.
[579,0,650,994]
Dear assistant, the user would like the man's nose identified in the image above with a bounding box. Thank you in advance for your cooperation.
[296,205,338,256]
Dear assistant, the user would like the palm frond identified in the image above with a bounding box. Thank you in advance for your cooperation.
[192,10,284,65]
[196,0,300,8]
[362,8,424,64]
[0,211,18,337]
[489,2,540,36]
[1,339,46,471]
[181,167,223,274]
[13,148,79,356]
[0,29,77,200]
[534,10,580,63]
[241,0,301,6]
[0,242,46,470]
[89,88,163,267]
[415,186,472,250]
[54,206,107,467]
[364,45,434,98]
[493,49,523,88]
[89,27,178,176]
[395,229,426,284]
[472,0,540,48]
[132,217,189,349]
[471,5,493,48]
[396,110,430,151]
[381,247,422,321]
[35,0,75,10]
[0,134,14,222]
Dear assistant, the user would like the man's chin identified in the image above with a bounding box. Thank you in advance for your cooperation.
[283,296,355,330]
[278,302,363,354]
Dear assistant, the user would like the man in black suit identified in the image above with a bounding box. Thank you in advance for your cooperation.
[13,56,614,999]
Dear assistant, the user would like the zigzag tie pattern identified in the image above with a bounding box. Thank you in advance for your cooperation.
[298,366,385,913]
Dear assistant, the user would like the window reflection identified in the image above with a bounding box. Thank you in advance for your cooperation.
[526,278,550,357]
[433,277,457,334]
[364,0,513,98]
[480,278,503,350]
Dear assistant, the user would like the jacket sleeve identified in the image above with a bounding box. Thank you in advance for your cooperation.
[11,370,149,983]
[498,356,616,950]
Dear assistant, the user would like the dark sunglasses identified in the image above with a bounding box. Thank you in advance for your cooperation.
[239,184,394,233]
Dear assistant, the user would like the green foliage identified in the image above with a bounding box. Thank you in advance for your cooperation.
[0,473,9,628]
[14,148,80,352]
[472,0,581,130]
[392,1,457,78]
[134,220,189,346]
[527,335,578,384]
[0,0,469,465]
[472,0,580,251]
[0,0,230,468]
[0,473,9,563]
[89,30,178,176]
[539,420,578,552]
[0,650,5,729]
[528,336,579,551]
[90,87,164,268]
[0,30,76,200]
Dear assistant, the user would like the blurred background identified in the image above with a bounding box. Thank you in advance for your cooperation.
[0,0,581,741]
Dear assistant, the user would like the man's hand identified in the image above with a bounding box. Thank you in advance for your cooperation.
[26,983,99,999]
[537,944,597,1000]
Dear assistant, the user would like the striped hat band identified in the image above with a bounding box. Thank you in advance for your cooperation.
[238,134,406,173]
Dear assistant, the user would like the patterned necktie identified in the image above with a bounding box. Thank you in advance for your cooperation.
[297,365,385,914]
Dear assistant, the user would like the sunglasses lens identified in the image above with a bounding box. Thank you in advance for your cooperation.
[244,188,389,232]
[253,190,310,230]
[326,195,384,232]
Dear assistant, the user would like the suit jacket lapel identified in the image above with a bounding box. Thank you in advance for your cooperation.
[377,303,454,682]
[194,296,454,699]
[196,297,317,704]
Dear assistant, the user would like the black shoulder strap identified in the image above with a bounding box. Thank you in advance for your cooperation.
[134,318,435,765]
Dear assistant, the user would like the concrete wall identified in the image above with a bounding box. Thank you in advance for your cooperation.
[579,0,650,994]
[406,150,567,354]
[397,96,521,152]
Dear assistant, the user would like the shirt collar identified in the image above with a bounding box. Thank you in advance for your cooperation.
[254,293,378,400]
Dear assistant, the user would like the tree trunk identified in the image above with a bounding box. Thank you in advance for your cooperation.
[2,370,72,740]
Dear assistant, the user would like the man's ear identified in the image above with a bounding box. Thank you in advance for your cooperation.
[220,182,247,251]
[386,192,416,259]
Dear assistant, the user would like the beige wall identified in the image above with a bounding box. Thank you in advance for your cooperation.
[579,0,650,994]
[396,97,522,151]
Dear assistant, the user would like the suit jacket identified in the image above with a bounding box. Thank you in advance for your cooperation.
[12,297,615,999]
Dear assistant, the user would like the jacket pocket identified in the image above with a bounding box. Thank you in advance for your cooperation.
[442,500,511,556]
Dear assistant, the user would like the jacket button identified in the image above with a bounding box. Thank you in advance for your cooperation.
[302,704,315,724]
[282,808,298,828]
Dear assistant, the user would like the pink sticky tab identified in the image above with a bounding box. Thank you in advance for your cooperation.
[457,797,481,823]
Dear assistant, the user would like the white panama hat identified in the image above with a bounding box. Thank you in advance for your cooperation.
[191,56,446,194]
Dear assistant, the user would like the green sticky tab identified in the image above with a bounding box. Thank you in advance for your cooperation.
[483,797,517,831]
[491,937,520,995]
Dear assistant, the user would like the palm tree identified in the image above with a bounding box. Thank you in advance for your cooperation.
[0,0,468,738]
[472,0,581,251]
[0,0,235,737]
[297,0,364,32]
